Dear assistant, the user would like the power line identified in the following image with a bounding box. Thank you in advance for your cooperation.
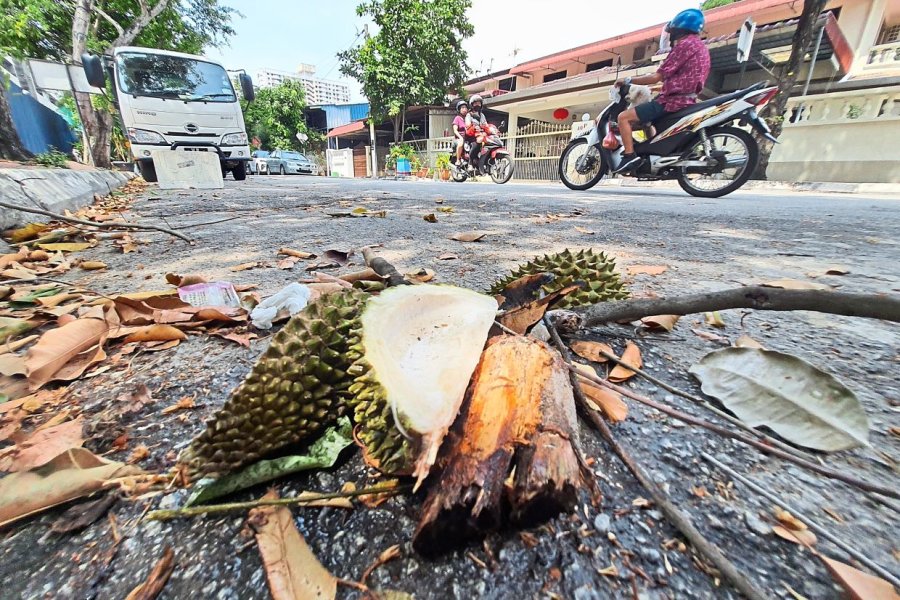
[320,28,365,81]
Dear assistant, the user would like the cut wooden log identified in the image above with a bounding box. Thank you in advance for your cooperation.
[413,335,589,554]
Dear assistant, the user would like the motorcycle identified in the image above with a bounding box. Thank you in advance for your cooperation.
[558,81,779,198]
[449,123,515,184]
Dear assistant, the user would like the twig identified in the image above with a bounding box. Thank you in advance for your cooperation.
[361,248,408,287]
[124,545,174,600]
[171,215,243,230]
[543,316,768,600]
[145,483,409,521]
[0,200,193,243]
[701,453,900,589]
[589,345,818,465]
[567,364,900,501]
[576,286,900,325]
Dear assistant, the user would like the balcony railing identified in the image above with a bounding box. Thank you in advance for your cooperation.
[784,86,900,125]
[865,41,900,69]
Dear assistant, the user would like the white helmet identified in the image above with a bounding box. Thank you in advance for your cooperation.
[470,94,484,109]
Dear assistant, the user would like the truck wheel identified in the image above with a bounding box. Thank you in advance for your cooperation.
[232,162,247,181]
[138,161,158,183]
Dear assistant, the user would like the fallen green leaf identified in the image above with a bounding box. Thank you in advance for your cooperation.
[8,286,63,308]
[185,417,353,506]
[0,317,35,344]
[689,348,869,452]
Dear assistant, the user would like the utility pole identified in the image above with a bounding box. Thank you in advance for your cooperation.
[362,24,378,178]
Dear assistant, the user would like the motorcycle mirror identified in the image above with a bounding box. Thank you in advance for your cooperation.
[582,113,591,121]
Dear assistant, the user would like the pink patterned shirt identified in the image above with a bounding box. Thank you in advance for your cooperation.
[656,34,711,112]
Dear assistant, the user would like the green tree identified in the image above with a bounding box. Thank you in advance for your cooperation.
[701,0,739,9]
[241,79,316,152]
[339,0,474,143]
[0,0,236,163]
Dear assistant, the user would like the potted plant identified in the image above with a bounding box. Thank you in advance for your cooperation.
[435,153,451,181]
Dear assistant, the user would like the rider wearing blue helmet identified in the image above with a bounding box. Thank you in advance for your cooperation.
[614,8,711,174]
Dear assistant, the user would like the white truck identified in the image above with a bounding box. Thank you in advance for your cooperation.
[81,46,254,182]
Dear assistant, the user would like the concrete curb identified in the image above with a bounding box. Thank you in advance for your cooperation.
[0,168,133,230]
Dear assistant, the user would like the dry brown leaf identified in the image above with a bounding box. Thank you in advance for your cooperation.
[608,341,642,382]
[229,262,261,272]
[28,250,50,262]
[127,444,151,464]
[0,353,26,376]
[165,272,207,287]
[213,330,258,347]
[762,279,830,291]
[734,334,765,349]
[35,292,81,308]
[498,285,579,335]
[574,226,595,234]
[772,525,817,547]
[358,479,401,508]
[25,316,110,389]
[437,206,454,214]
[123,325,187,344]
[0,334,38,355]
[632,497,651,508]
[691,328,729,343]
[37,242,93,252]
[690,485,708,498]
[405,268,435,283]
[774,507,807,531]
[278,248,315,259]
[0,448,141,527]
[450,232,486,242]
[570,340,613,363]
[423,213,438,223]
[626,265,667,276]
[276,257,299,270]
[0,418,83,472]
[437,252,458,260]
[824,266,850,276]
[124,546,175,600]
[597,564,619,577]
[641,315,680,332]
[819,554,900,600]
[249,491,337,600]
[362,544,402,585]
[79,261,107,271]
[161,396,196,414]
[580,382,628,422]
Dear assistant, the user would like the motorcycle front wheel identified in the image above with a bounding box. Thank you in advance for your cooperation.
[450,164,467,182]
[559,139,607,191]
[490,156,514,184]
[676,126,758,198]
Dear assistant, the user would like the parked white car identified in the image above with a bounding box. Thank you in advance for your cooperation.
[248,150,270,174]
[266,150,316,175]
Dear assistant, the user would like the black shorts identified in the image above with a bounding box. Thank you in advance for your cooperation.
[635,100,668,124]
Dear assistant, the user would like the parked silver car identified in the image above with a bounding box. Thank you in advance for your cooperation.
[248,150,270,175]
[266,150,316,175]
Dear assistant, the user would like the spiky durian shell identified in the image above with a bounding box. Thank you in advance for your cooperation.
[346,356,418,475]
[489,248,629,308]
[180,289,369,479]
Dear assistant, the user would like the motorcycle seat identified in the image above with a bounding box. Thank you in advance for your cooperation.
[650,82,766,133]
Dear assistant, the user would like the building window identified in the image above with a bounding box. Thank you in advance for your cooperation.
[543,70,567,83]
[586,59,613,72]
[879,23,900,44]
[499,76,516,92]
[632,45,646,62]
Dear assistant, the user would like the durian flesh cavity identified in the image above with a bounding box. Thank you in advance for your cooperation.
[359,285,498,436]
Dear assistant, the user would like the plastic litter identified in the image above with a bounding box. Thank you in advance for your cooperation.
[178,282,241,308]
[250,282,311,329]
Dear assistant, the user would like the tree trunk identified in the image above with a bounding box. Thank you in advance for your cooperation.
[413,336,589,555]
[752,0,827,179]
[0,82,32,161]
[393,114,400,143]
[400,107,407,143]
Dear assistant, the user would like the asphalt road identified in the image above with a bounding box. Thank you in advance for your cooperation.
[3,174,898,600]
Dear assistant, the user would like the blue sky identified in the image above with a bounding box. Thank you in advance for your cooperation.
[209,0,695,102]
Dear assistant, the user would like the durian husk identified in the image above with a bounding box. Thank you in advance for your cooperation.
[347,285,498,485]
[179,289,369,479]
[489,248,629,308]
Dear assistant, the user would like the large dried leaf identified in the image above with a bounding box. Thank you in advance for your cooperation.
[50,492,118,533]
[497,285,580,335]
[495,273,555,310]
[0,317,35,344]
[0,447,140,527]
[580,382,628,422]
[25,317,110,389]
[186,418,353,506]
[249,491,337,600]
[689,348,869,451]
[123,325,187,343]
[641,315,680,332]
[819,554,900,600]
[608,341,642,383]
[450,231,485,242]
[0,353,26,376]
[570,340,613,363]
[36,242,93,252]
[0,418,84,472]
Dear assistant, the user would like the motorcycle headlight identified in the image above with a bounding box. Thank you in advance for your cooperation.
[127,128,166,144]
[222,132,248,145]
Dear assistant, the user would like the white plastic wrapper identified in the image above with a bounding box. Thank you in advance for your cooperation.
[250,283,312,329]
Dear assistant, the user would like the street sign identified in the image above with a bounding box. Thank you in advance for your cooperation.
[737,18,756,63]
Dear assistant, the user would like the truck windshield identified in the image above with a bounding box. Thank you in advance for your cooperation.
[115,52,236,102]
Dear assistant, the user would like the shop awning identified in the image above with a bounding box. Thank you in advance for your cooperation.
[327,120,366,138]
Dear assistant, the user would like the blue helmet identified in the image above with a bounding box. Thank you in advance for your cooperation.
[668,8,704,34]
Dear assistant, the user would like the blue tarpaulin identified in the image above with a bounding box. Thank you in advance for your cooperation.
[5,81,76,155]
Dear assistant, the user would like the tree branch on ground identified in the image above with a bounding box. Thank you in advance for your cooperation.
[572,286,900,327]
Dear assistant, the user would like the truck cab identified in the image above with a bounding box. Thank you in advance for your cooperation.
[82,47,254,182]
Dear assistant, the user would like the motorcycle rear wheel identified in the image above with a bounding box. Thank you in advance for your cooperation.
[559,139,607,191]
[490,156,514,184]
[676,126,758,198]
